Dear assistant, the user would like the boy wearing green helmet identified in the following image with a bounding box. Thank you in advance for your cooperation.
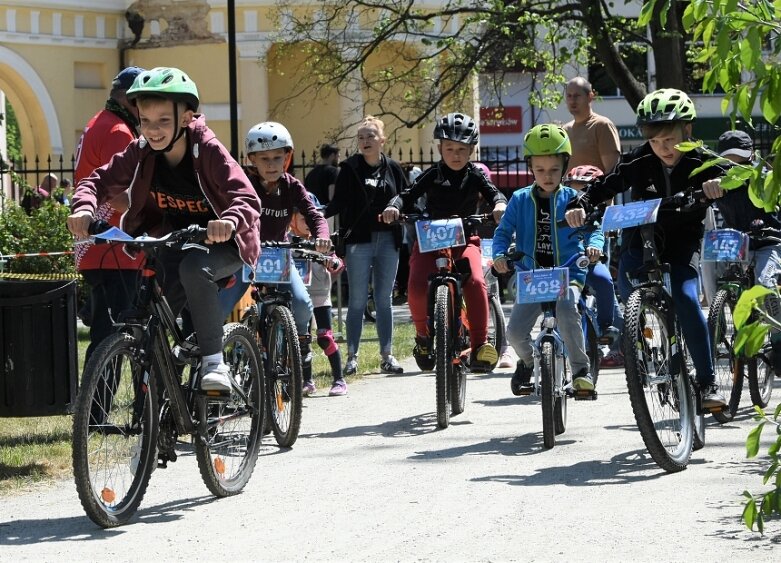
[492,124,604,395]
[565,88,728,409]
[68,67,262,393]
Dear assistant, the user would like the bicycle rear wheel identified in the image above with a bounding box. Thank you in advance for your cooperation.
[487,294,506,352]
[584,313,601,387]
[623,289,694,472]
[72,332,158,528]
[540,340,556,449]
[195,323,264,497]
[554,351,568,436]
[707,289,744,422]
[434,285,452,429]
[266,306,303,447]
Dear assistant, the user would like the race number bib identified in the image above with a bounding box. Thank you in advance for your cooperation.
[516,268,569,304]
[480,238,494,268]
[701,229,750,262]
[294,258,312,286]
[602,199,662,231]
[415,218,466,253]
[243,248,292,283]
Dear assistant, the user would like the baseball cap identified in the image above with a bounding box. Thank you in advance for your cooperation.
[111,66,145,91]
[717,130,753,159]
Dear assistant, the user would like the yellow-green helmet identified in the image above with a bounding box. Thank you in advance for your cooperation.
[636,88,696,125]
[523,124,571,158]
[126,67,199,111]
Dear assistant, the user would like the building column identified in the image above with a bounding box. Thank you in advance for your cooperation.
[239,40,271,157]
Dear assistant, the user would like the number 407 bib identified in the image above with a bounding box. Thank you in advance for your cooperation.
[415,218,466,253]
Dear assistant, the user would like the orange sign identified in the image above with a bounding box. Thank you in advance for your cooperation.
[480,106,523,134]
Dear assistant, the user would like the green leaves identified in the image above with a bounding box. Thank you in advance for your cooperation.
[747,422,766,458]
[734,321,770,357]
[674,140,703,153]
[733,285,775,330]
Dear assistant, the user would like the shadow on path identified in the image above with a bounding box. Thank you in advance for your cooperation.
[301,412,447,439]
[408,432,575,460]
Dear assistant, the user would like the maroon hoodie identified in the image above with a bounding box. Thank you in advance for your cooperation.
[72,115,262,268]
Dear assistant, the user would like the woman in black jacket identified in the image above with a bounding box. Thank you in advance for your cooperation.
[324,116,406,375]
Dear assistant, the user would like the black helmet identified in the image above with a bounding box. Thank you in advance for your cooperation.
[434,112,479,145]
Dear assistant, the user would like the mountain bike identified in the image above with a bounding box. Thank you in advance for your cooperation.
[72,224,264,528]
[240,238,337,447]
[600,191,715,472]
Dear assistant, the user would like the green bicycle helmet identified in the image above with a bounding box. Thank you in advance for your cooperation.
[126,67,199,111]
[523,124,572,158]
[636,88,696,125]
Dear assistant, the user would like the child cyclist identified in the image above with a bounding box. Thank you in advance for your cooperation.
[67,67,262,393]
[493,124,604,395]
[565,88,728,409]
[239,122,332,381]
[382,112,507,372]
[563,165,624,367]
[289,194,348,396]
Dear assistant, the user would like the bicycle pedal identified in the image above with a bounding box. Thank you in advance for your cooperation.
[199,389,231,400]
[517,385,534,396]
[573,389,598,401]
[597,336,614,345]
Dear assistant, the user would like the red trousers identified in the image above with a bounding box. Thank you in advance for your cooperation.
[408,236,488,348]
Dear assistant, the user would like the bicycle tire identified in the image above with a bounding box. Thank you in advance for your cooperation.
[195,323,264,497]
[554,348,568,436]
[487,294,506,352]
[434,285,452,429]
[748,334,775,408]
[584,313,601,387]
[364,292,377,323]
[707,289,743,423]
[540,340,556,449]
[623,288,694,473]
[72,332,158,528]
[266,306,303,447]
[680,336,705,451]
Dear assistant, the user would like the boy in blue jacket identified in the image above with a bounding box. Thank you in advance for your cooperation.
[493,124,604,395]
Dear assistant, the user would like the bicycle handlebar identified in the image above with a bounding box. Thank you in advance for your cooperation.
[381,212,494,227]
[261,236,317,250]
[89,222,209,249]
[291,248,342,269]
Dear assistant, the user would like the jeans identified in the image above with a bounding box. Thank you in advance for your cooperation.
[506,284,589,375]
[586,261,617,330]
[753,244,781,346]
[159,243,243,356]
[345,231,399,357]
[618,247,714,386]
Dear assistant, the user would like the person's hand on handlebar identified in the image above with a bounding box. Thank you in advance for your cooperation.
[492,202,507,224]
[493,255,511,274]
[206,219,235,244]
[381,206,400,224]
[702,178,724,200]
[314,237,331,253]
[67,211,94,240]
[586,246,602,263]
[565,208,586,228]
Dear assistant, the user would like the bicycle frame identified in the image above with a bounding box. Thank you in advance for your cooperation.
[528,304,567,397]
[425,249,470,361]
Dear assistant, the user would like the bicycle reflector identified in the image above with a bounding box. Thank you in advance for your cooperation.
[576,256,591,269]
[643,327,654,339]
[436,257,449,269]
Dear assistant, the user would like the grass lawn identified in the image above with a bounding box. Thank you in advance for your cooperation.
[0,320,415,495]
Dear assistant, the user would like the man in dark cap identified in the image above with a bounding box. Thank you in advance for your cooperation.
[73,66,147,363]
[718,129,755,163]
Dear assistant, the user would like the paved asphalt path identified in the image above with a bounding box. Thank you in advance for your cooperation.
[1,355,779,561]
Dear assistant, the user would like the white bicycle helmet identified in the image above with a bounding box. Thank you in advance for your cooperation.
[245,122,294,155]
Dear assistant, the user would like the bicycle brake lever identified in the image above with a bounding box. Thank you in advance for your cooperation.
[181,242,210,252]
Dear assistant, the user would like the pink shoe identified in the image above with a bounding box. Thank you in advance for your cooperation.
[329,379,348,396]
[303,381,317,396]
[600,350,624,368]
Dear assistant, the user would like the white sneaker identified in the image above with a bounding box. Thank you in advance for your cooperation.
[498,349,517,368]
[201,362,233,392]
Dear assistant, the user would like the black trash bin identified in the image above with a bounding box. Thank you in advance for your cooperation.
[0,279,79,417]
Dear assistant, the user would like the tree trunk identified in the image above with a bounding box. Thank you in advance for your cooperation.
[649,0,687,90]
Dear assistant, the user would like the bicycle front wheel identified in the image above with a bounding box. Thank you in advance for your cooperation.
[195,323,264,497]
[540,340,556,449]
[434,285,452,429]
[72,332,159,528]
[266,306,303,447]
[487,294,506,353]
[748,333,775,408]
[707,289,744,422]
[623,289,694,472]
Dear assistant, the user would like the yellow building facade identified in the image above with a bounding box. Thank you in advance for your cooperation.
[0,0,447,189]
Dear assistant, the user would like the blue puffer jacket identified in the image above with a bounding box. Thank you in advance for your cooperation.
[492,184,604,286]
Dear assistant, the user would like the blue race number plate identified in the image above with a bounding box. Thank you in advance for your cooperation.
[602,198,661,231]
[243,247,292,283]
[702,229,750,262]
[416,218,466,253]
[516,267,570,304]
[294,258,312,286]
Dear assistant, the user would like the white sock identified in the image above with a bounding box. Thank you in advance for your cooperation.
[202,352,223,369]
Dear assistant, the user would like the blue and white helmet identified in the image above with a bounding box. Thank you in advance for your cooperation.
[245,121,294,155]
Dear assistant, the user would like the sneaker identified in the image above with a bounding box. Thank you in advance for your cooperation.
[200,362,233,392]
[302,380,317,397]
[344,357,358,376]
[510,361,533,396]
[471,342,499,373]
[329,379,348,396]
[413,336,435,371]
[702,384,728,410]
[600,325,620,344]
[498,349,517,368]
[600,350,624,368]
[381,355,404,374]
[573,368,595,391]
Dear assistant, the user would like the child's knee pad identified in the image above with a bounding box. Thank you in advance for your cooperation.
[316,328,338,356]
